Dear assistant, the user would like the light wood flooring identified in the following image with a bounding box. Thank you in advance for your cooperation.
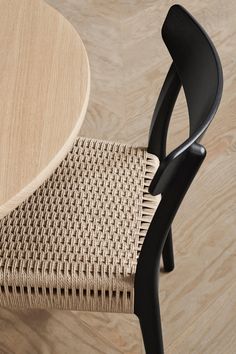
[0,0,235,353]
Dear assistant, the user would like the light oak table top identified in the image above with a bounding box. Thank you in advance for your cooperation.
[0,0,90,219]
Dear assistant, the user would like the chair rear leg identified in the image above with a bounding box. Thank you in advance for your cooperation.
[162,228,174,272]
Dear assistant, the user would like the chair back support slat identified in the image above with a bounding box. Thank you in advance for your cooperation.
[148,63,181,160]
[148,5,223,195]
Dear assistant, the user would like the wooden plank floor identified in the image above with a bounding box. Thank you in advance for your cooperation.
[0,0,235,353]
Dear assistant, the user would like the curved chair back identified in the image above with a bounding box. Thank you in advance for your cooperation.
[148,5,223,195]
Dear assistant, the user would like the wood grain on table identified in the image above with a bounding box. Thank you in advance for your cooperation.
[0,0,90,219]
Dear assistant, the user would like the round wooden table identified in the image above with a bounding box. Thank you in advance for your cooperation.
[0,0,90,219]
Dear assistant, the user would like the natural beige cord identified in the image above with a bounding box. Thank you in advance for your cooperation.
[0,137,160,313]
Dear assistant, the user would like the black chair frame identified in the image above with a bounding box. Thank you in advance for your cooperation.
[134,5,223,354]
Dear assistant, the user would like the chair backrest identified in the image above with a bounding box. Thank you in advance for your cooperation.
[148,5,223,195]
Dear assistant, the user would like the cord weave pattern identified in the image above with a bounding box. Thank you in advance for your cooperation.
[0,137,160,313]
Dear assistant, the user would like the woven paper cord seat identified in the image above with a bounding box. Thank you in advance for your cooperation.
[0,137,160,313]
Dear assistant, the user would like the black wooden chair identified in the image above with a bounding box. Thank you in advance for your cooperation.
[0,4,223,354]
[135,4,223,353]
